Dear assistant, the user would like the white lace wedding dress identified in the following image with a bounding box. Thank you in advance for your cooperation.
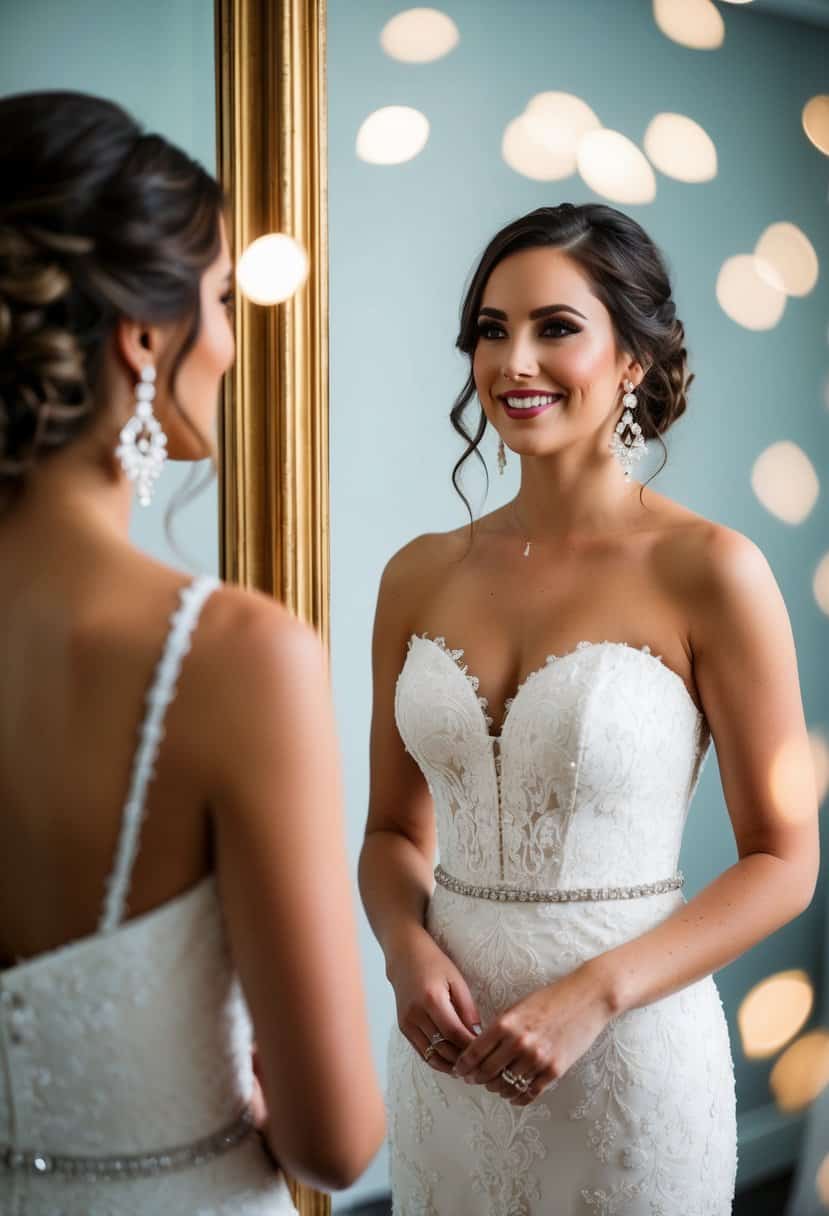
[388,633,737,1215]
[0,575,295,1215]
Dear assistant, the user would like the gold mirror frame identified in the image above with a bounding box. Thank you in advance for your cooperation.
[216,1,331,1213]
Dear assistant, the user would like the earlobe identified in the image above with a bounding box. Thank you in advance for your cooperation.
[115,317,151,379]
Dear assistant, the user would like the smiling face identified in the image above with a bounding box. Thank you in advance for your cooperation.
[472,245,640,462]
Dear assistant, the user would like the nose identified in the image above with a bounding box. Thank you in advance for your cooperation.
[501,332,539,380]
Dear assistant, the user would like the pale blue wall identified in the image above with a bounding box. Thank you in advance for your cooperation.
[0,0,218,574]
[329,0,829,1205]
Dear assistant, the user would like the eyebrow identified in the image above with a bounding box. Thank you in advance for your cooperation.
[478,304,587,321]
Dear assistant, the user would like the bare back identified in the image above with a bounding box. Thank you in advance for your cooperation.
[0,533,221,965]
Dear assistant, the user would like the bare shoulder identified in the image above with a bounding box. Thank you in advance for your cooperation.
[196,582,324,697]
[379,526,470,616]
[644,500,780,645]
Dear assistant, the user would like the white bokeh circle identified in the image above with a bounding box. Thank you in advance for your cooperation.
[380,8,459,63]
[236,233,309,305]
[751,442,819,524]
[356,106,430,165]
[577,129,656,204]
[643,112,717,181]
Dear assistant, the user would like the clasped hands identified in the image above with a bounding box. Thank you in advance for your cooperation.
[392,934,614,1106]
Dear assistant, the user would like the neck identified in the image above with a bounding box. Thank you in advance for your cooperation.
[512,450,639,545]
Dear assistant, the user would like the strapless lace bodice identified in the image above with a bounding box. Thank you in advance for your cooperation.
[395,634,711,891]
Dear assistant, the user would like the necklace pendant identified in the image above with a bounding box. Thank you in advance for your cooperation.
[523,541,531,558]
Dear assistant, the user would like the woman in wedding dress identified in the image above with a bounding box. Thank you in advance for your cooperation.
[0,91,384,1214]
[360,203,819,1215]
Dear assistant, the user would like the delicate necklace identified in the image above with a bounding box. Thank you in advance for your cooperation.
[510,499,533,558]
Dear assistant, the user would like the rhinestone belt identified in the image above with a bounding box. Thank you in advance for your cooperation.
[434,864,684,903]
[0,1105,255,1180]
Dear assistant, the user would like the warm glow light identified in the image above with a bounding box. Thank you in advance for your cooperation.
[809,729,829,806]
[751,442,819,524]
[716,255,786,330]
[770,1029,829,1114]
[356,106,430,165]
[754,223,819,297]
[770,736,822,824]
[643,113,717,181]
[503,93,601,181]
[577,129,656,204]
[817,1152,829,1205]
[380,7,459,63]
[236,234,309,306]
[738,971,814,1059]
[814,552,829,616]
[803,95,829,156]
[653,0,724,49]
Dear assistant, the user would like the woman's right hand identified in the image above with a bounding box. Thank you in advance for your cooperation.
[387,926,482,1075]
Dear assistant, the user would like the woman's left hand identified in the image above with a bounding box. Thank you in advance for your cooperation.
[452,962,614,1105]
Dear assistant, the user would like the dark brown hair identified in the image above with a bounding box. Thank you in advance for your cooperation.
[0,90,224,516]
[450,203,693,519]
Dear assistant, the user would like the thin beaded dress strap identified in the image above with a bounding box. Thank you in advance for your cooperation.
[98,574,221,935]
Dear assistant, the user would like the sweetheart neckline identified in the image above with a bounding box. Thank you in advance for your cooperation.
[0,874,215,983]
[408,633,704,739]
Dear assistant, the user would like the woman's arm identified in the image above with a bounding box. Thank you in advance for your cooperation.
[587,526,819,1015]
[208,590,385,1191]
[359,540,481,1069]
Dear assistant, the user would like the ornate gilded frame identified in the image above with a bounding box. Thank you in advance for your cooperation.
[215,1,330,1213]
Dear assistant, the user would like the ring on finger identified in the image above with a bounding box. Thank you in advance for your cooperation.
[501,1068,532,1094]
[428,1031,446,1048]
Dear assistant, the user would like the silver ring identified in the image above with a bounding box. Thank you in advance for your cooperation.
[501,1068,531,1093]
[428,1031,446,1048]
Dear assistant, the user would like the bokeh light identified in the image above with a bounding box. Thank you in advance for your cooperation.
[751,442,819,524]
[809,729,829,806]
[770,1029,829,1114]
[356,106,430,165]
[738,970,814,1059]
[754,222,819,297]
[802,95,829,156]
[653,0,724,49]
[503,93,600,181]
[813,552,829,616]
[236,234,309,306]
[643,113,717,181]
[716,255,786,330]
[380,8,459,63]
[577,129,656,204]
[817,1152,829,1206]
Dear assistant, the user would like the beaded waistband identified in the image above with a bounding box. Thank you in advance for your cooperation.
[434,864,684,903]
[0,1105,255,1180]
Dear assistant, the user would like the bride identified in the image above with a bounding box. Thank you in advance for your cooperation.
[359,203,819,1214]
[0,90,384,1214]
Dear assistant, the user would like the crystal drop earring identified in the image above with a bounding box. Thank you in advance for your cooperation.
[115,365,168,506]
[609,378,646,480]
[497,437,507,475]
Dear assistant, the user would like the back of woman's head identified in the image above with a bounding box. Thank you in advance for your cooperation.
[0,90,224,512]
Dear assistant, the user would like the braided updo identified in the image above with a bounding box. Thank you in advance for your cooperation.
[449,203,693,514]
[0,91,224,512]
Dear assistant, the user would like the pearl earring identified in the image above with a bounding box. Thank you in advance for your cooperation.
[115,365,168,506]
[609,378,646,480]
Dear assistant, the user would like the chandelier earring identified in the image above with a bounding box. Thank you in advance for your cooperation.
[115,364,168,506]
[497,437,507,475]
[609,378,646,480]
